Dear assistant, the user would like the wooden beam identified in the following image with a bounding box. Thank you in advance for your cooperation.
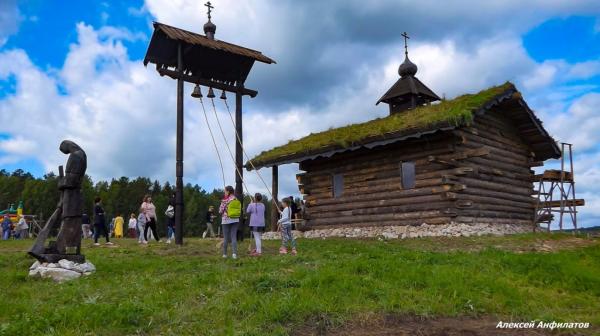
[308,194,447,213]
[158,68,258,97]
[235,81,244,212]
[533,170,574,182]
[271,165,279,231]
[428,147,490,166]
[536,199,585,208]
[175,43,184,245]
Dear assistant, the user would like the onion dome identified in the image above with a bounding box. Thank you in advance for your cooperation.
[204,20,216,40]
[398,55,418,77]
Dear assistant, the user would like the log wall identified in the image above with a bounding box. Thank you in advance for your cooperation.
[298,106,538,231]
[299,132,459,228]
[453,107,537,225]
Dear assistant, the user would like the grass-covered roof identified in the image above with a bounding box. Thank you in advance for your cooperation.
[247,82,546,169]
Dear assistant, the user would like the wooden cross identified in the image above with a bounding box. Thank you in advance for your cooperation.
[401,32,410,55]
[205,1,214,20]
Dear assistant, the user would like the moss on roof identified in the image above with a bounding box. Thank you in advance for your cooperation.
[249,82,515,168]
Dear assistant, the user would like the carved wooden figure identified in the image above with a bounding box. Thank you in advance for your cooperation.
[29,140,87,263]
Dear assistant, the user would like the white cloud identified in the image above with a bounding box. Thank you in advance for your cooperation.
[0,0,21,47]
[0,137,37,153]
[523,61,560,90]
[0,24,173,182]
[402,38,533,97]
[544,93,600,151]
[567,59,600,80]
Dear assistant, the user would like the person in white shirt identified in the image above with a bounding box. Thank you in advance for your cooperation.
[16,216,29,239]
[128,213,137,238]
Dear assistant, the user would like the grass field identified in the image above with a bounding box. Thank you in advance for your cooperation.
[0,233,598,335]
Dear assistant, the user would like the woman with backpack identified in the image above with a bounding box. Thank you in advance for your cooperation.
[219,185,241,259]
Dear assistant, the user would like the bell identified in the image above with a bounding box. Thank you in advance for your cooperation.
[220,90,227,100]
[207,87,216,98]
[191,84,202,98]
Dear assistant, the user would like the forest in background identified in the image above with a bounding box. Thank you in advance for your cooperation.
[0,169,276,237]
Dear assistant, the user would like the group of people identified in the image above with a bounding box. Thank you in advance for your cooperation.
[219,185,298,259]
[4,187,299,259]
[1,214,29,240]
[88,194,169,246]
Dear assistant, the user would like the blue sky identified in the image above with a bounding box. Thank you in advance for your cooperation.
[1,1,599,228]
[5,1,148,67]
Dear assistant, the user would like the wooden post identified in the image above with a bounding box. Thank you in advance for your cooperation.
[569,143,577,231]
[175,43,184,245]
[235,81,244,227]
[271,165,279,231]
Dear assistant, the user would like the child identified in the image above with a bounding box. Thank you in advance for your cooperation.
[166,192,175,244]
[136,212,147,244]
[128,213,137,238]
[278,198,297,255]
[81,213,92,239]
[203,205,216,238]
[246,193,265,256]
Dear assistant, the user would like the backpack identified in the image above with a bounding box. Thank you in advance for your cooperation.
[165,205,175,218]
[227,198,242,219]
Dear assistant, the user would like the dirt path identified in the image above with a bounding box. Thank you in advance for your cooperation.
[394,235,599,253]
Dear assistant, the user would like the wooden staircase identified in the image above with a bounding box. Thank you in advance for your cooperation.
[533,143,584,231]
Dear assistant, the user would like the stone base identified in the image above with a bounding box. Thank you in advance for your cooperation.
[29,259,96,282]
[261,223,533,240]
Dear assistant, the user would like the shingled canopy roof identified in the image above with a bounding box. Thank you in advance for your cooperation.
[247,82,560,170]
[144,22,276,84]
[377,75,441,105]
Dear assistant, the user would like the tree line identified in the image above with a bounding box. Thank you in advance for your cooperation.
[0,169,276,237]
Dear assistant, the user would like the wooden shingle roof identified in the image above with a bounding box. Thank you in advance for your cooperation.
[144,22,275,84]
[145,22,276,65]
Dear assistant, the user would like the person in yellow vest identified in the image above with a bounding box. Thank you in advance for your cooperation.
[17,201,23,219]
[114,213,124,238]
[219,186,241,259]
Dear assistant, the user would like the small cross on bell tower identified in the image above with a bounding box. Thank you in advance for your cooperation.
[401,31,410,56]
[204,1,216,40]
[205,1,214,20]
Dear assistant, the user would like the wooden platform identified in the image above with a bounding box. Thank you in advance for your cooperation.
[532,169,573,182]
[536,199,585,208]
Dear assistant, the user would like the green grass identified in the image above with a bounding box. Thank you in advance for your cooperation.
[0,233,599,335]
[249,82,515,168]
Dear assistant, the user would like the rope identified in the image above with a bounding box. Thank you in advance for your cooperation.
[223,98,283,213]
[209,98,254,202]
[199,98,226,188]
